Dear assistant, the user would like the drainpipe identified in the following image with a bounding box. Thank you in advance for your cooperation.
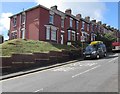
[57,28,59,44]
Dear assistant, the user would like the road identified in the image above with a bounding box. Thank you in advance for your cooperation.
[1,53,119,92]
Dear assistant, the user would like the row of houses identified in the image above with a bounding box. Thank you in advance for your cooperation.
[8,4,120,45]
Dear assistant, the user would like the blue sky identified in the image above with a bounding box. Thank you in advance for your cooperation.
[0,1,119,40]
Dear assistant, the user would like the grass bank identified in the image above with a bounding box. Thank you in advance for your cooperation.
[0,39,76,56]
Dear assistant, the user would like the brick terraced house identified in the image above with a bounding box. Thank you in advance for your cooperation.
[8,4,119,45]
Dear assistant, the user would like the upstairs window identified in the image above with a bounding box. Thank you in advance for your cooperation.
[49,15,54,24]
[21,14,25,24]
[82,21,85,29]
[61,18,64,28]
[13,17,17,27]
[70,18,73,27]
[76,21,79,30]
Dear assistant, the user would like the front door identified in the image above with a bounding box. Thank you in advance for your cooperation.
[21,29,25,39]
[61,34,64,44]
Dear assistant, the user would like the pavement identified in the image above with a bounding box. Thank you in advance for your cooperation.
[0,53,119,92]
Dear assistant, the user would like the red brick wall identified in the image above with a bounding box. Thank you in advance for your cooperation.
[79,20,82,37]
[26,7,40,40]
[84,22,87,32]
[64,17,70,44]
[39,7,49,41]
[72,19,76,29]
[54,14,61,44]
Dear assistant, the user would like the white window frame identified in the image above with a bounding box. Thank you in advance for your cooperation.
[46,27,50,40]
[21,13,26,24]
[61,18,64,28]
[82,21,85,29]
[70,18,73,27]
[51,29,57,41]
[49,15,54,24]
[13,17,17,27]
[71,31,75,41]
[68,30,71,41]
[11,30,17,39]
[76,21,79,30]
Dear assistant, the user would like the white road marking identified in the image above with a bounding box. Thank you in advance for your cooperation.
[52,63,97,72]
[1,56,118,82]
[34,88,43,92]
[52,67,75,72]
[108,57,118,63]
[72,65,101,78]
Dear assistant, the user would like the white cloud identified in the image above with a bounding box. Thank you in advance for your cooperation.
[34,0,63,8]
[34,0,106,21]
[0,13,13,40]
[0,13,13,35]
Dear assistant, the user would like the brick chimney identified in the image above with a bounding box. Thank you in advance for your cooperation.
[103,24,106,27]
[91,20,96,23]
[76,14,81,19]
[51,5,57,10]
[97,21,102,25]
[107,25,110,29]
[85,16,90,22]
[65,9,72,14]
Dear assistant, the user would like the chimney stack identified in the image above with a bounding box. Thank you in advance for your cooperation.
[51,5,57,10]
[91,20,96,23]
[65,9,72,15]
[107,25,110,29]
[85,16,90,22]
[76,14,81,20]
[97,21,102,25]
[103,24,106,27]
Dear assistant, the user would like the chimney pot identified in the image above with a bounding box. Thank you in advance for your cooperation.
[92,20,96,23]
[51,5,57,10]
[65,9,72,14]
[85,16,90,22]
[97,21,102,25]
[76,14,81,19]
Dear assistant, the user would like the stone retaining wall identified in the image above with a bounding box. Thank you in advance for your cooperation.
[0,49,82,74]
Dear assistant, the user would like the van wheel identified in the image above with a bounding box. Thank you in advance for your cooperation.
[97,54,100,59]
[104,53,107,57]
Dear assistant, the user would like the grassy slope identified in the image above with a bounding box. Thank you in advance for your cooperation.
[0,39,75,56]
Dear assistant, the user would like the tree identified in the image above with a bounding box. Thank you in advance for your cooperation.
[104,32,117,42]
[96,32,117,52]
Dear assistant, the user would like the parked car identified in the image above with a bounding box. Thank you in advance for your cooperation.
[83,41,107,59]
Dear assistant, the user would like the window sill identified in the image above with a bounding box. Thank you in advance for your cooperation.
[13,25,17,27]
